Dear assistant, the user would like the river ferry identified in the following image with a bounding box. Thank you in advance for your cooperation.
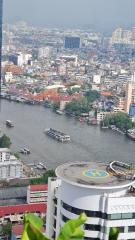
[45,128,70,142]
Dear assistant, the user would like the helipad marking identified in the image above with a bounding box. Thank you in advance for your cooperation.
[83,169,109,178]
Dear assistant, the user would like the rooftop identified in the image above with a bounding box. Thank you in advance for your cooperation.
[56,161,135,189]
[29,184,48,191]
[0,148,10,153]
[0,203,47,217]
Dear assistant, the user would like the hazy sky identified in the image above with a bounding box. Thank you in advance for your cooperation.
[3,0,135,31]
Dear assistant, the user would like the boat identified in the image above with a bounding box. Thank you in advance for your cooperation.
[56,110,64,115]
[23,148,30,154]
[19,148,30,154]
[6,120,14,127]
[45,128,70,142]
[36,162,47,170]
[126,129,135,141]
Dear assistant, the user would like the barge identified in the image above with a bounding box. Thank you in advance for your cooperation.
[45,128,70,142]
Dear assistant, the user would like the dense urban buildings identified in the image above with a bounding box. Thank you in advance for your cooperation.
[0,0,2,93]
[1,19,135,240]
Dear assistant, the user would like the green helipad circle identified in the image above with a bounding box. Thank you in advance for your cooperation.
[83,169,109,178]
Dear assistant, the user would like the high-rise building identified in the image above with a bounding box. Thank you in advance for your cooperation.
[124,82,133,114]
[38,47,52,59]
[0,0,3,94]
[46,161,135,240]
[64,37,80,49]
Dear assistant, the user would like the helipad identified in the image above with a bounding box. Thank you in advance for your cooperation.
[55,161,135,189]
[83,169,109,178]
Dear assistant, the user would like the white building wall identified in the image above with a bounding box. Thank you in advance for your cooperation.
[46,177,135,240]
[93,75,101,84]
[0,149,22,179]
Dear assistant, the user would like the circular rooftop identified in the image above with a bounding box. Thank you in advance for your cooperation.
[55,161,135,189]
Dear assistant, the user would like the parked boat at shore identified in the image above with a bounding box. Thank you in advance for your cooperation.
[45,128,70,142]
[110,125,125,135]
[127,129,135,141]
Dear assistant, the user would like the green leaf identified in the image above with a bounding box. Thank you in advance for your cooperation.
[22,214,49,240]
[109,227,119,240]
[57,213,87,240]
[26,224,49,240]
[21,223,29,240]
[24,213,43,230]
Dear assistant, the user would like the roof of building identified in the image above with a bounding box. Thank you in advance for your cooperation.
[12,224,24,236]
[0,203,47,217]
[0,186,27,200]
[12,224,45,236]
[29,185,48,191]
[0,148,10,152]
[56,161,135,189]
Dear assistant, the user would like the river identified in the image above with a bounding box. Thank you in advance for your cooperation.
[0,100,135,169]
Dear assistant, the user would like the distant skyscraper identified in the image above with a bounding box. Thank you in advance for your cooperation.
[0,0,3,96]
[64,36,80,49]
[124,81,133,114]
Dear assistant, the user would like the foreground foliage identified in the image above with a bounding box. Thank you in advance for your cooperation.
[109,227,119,240]
[22,213,87,240]
[21,213,119,240]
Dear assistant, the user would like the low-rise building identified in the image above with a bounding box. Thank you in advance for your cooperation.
[27,184,48,204]
[0,203,46,224]
[0,149,22,179]
[96,111,110,124]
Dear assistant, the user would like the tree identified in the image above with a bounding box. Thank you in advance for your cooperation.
[85,90,100,103]
[65,98,91,116]
[0,134,11,148]
[52,102,60,112]
[1,222,12,238]
[103,112,134,131]
[30,170,56,185]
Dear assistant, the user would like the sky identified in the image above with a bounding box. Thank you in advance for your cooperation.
[3,0,135,31]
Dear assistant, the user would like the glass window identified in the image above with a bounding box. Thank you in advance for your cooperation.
[109,213,121,220]
[117,227,124,233]
[122,213,132,219]
[128,226,135,232]
[61,201,102,219]
[83,238,100,240]
[85,224,101,231]
[101,226,108,234]
[61,214,69,222]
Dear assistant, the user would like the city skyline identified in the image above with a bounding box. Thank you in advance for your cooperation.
[3,0,135,31]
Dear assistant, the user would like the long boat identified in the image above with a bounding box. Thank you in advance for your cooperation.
[45,128,70,142]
